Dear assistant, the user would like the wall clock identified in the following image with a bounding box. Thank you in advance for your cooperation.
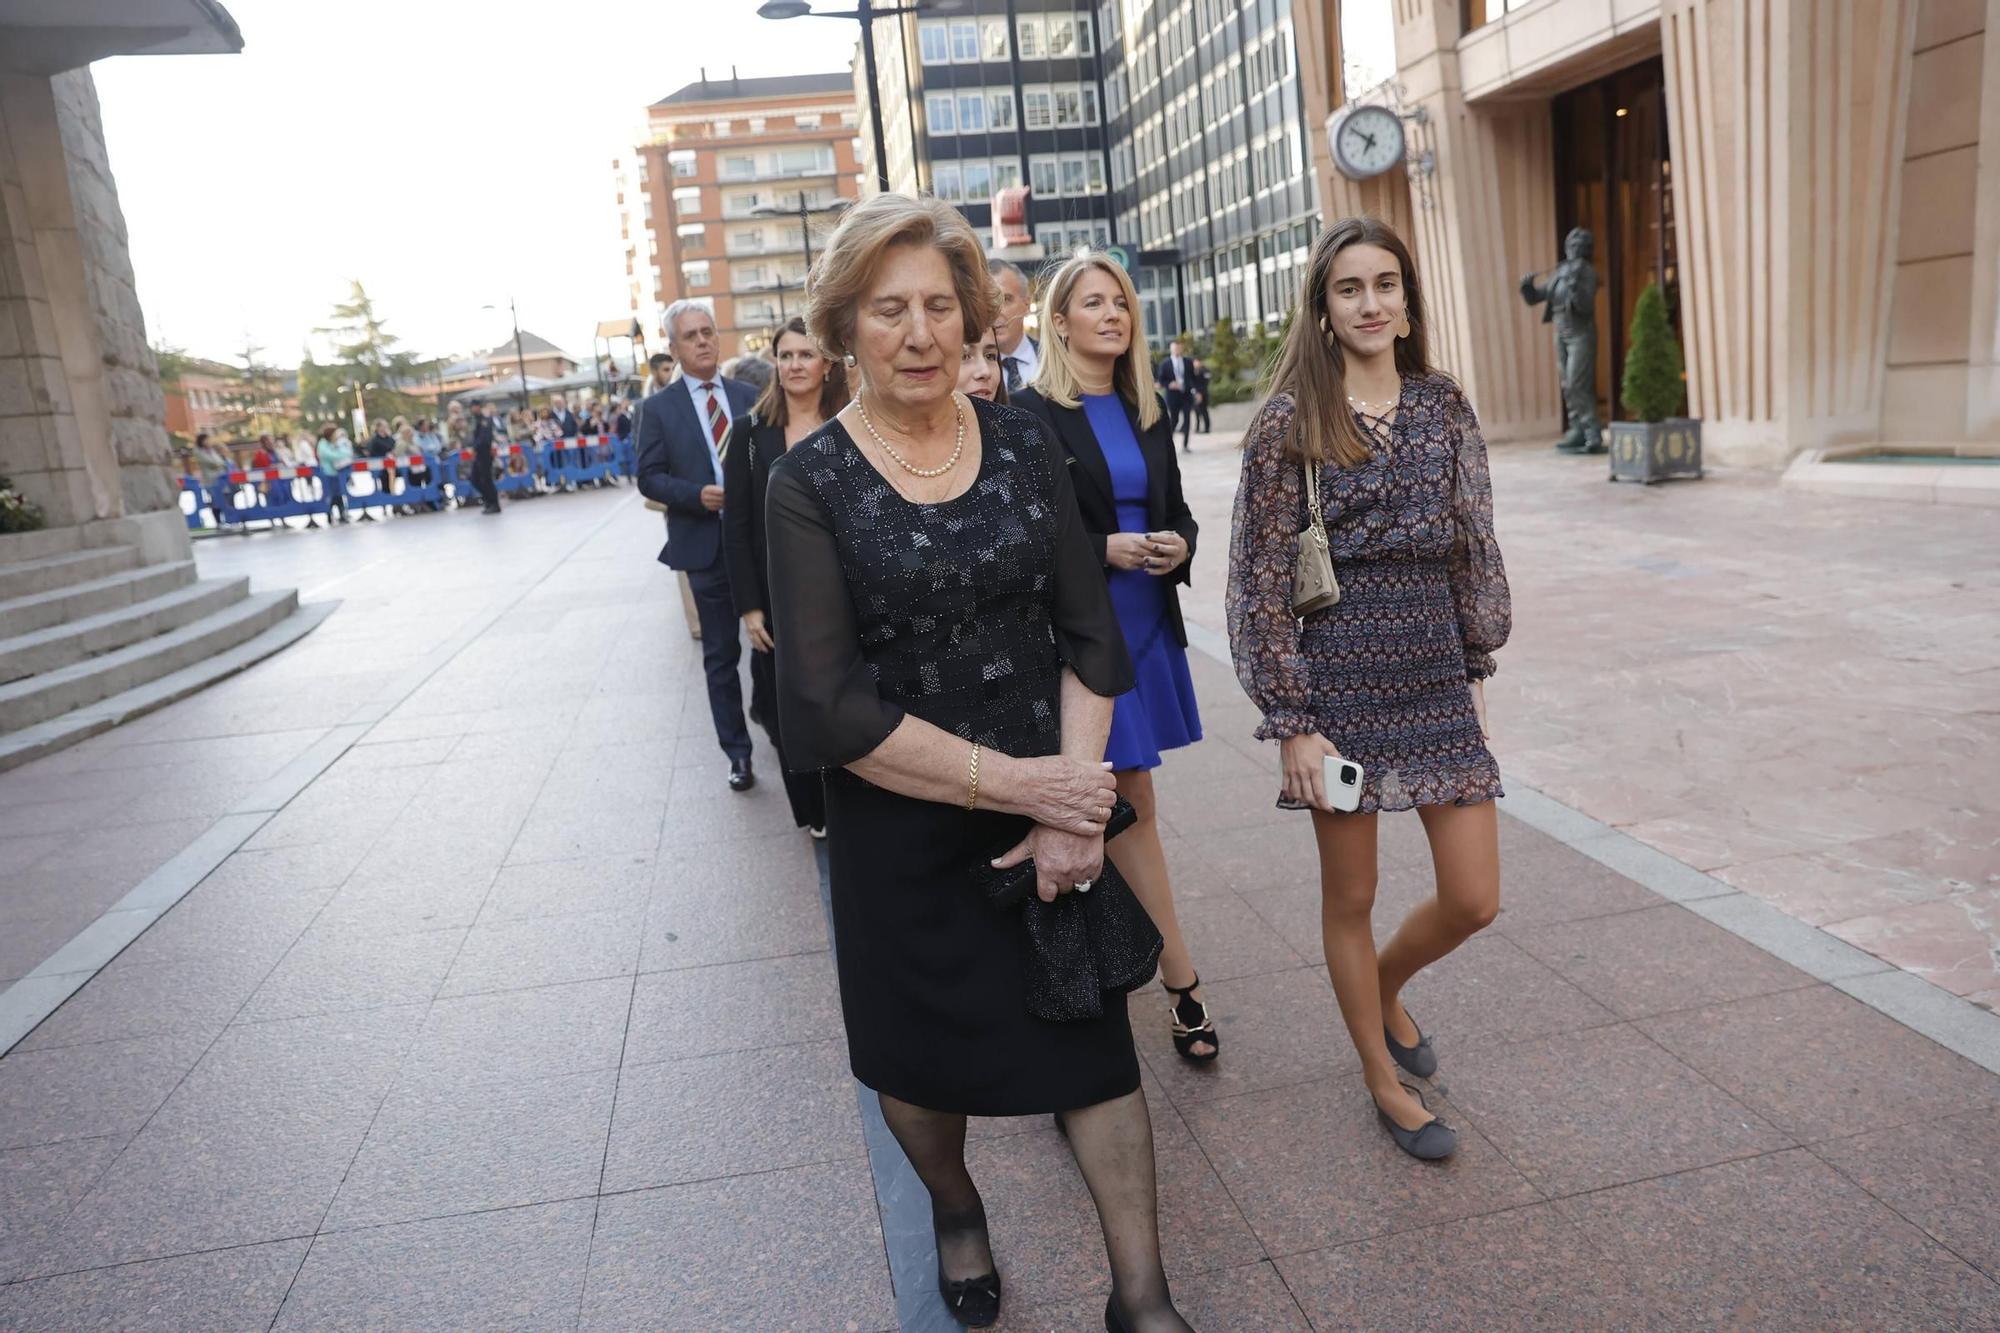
[1329,103,1406,180]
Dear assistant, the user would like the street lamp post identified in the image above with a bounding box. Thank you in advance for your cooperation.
[338,380,380,435]
[756,0,921,195]
[482,297,531,412]
[752,194,851,280]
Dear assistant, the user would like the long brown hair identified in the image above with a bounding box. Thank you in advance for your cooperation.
[1265,217,1436,468]
[752,317,848,428]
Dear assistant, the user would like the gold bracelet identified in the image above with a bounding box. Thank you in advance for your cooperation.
[965,741,982,811]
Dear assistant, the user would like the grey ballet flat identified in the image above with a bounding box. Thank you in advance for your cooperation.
[1384,1008,1438,1079]
[1374,1082,1458,1161]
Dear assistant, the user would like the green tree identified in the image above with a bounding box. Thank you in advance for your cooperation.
[1619,282,1685,422]
[314,280,428,425]
[151,340,197,392]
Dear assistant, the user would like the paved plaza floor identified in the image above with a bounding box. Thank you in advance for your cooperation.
[0,441,1996,1330]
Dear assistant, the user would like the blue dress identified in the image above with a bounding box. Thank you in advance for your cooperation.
[1083,393,1203,771]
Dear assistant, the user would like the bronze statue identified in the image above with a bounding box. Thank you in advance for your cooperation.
[1521,227,1603,453]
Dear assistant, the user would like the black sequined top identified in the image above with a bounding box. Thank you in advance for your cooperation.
[765,396,1135,771]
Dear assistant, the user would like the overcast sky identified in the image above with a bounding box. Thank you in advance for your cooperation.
[92,0,1393,370]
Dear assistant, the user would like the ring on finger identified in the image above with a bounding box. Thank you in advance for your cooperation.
[1074,879,1094,893]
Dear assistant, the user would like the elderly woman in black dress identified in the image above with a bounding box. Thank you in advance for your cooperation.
[722,316,847,837]
[767,194,1192,1332]
[1228,218,1511,1162]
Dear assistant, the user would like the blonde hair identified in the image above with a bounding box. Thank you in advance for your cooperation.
[804,193,998,361]
[1030,253,1162,431]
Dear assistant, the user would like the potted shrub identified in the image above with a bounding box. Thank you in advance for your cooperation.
[1608,282,1702,483]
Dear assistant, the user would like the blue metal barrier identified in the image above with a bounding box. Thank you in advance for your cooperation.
[549,433,618,488]
[215,466,335,528]
[340,456,445,513]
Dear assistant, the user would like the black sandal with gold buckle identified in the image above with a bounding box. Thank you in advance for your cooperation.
[1164,976,1219,1063]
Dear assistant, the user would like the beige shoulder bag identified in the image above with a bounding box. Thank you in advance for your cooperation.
[1291,458,1341,617]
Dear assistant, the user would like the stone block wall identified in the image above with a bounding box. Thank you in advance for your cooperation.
[0,67,178,531]
[51,70,176,517]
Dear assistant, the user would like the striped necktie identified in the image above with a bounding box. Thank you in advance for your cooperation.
[700,382,726,450]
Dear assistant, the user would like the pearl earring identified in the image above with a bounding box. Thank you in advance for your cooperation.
[843,353,857,369]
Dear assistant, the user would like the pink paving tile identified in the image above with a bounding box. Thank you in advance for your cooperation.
[1824,889,2000,999]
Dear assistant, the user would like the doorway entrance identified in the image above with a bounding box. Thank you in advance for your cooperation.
[1551,56,1680,425]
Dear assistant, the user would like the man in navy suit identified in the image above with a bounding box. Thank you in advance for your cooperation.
[636,300,758,790]
[1156,339,1194,452]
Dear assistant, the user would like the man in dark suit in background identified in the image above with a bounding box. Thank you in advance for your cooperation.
[469,402,501,514]
[1189,357,1211,435]
[636,300,759,791]
[1156,339,1194,452]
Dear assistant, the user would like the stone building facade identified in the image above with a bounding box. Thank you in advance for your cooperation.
[2,51,212,560]
[1294,0,2000,467]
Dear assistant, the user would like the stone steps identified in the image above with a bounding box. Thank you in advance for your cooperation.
[0,560,197,637]
[0,588,299,735]
[0,546,141,602]
[0,600,334,774]
[0,575,250,684]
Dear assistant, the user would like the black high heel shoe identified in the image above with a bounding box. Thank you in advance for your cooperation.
[1105,1294,1130,1332]
[1164,976,1220,1064]
[1373,1081,1458,1161]
[1383,1004,1438,1078]
[934,1214,1000,1327]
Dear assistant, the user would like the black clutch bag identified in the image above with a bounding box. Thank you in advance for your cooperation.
[969,798,1164,1023]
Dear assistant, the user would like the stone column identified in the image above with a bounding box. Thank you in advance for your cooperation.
[1660,0,1919,465]
[1382,0,1563,446]
[1962,0,2000,440]
[0,68,187,561]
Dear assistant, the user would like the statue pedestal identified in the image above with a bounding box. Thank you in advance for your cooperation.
[1608,419,1704,484]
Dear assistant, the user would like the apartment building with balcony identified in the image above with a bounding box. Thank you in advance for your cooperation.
[618,70,863,357]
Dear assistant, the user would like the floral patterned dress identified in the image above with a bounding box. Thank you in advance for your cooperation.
[1225,373,1511,813]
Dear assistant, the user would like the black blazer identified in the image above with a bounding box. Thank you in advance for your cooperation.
[635,376,757,571]
[721,412,786,621]
[1154,354,1193,407]
[1012,387,1198,648]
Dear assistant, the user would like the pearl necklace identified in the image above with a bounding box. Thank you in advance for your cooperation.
[1346,387,1400,418]
[854,392,964,479]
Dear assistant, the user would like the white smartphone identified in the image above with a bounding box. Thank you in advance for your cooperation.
[1322,755,1365,813]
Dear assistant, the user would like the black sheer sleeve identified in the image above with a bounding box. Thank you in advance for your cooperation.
[1038,418,1136,699]
[765,456,905,771]
[721,416,763,618]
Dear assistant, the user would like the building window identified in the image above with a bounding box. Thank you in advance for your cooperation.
[1066,224,1094,250]
[925,93,956,134]
[712,119,731,136]
[840,110,857,127]
[736,263,767,286]
[1082,87,1100,125]
[677,222,705,247]
[671,186,701,213]
[1086,156,1106,194]
[918,20,950,64]
[1060,155,1087,196]
[777,145,835,175]
[933,162,963,203]
[1029,154,1059,197]
[668,149,696,178]
[1054,87,1083,127]
[749,117,766,135]
[796,113,821,130]
[682,261,710,288]
[1037,223,1069,252]
[950,19,979,61]
[991,159,1022,191]
[988,88,1016,130]
[1046,16,1076,57]
[981,18,1009,60]
[1022,86,1053,129]
[1076,14,1095,54]
[954,92,985,133]
[962,159,992,200]
[722,155,755,180]
[1017,16,1044,58]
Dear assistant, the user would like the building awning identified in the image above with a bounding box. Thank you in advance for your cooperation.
[1,0,242,74]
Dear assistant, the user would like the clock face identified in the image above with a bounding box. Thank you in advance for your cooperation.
[1332,105,1405,180]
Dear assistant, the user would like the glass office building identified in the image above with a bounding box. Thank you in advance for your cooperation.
[867,0,1318,343]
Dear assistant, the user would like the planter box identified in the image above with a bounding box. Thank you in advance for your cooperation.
[1609,417,1702,484]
